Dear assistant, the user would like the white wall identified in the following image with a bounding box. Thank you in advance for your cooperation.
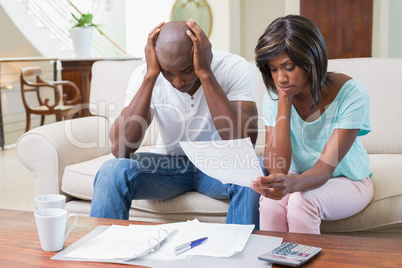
[285,0,300,15]
[0,4,56,145]
[208,0,231,52]
[0,5,40,58]
[123,0,296,60]
[372,0,389,57]
[94,0,127,48]
[122,0,396,60]
[125,0,175,58]
[125,0,234,58]
[240,0,286,61]
[388,0,402,57]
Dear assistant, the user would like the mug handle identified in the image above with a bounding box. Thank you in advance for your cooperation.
[63,213,78,243]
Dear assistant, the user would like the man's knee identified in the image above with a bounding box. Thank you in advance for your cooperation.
[94,158,133,187]
[257,155,269,176]
[228,184,260,202]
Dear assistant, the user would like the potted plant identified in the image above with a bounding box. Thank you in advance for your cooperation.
[70,13,102,58]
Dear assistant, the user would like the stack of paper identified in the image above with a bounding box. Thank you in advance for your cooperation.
[65,225,175,260]
[64,219,254,261]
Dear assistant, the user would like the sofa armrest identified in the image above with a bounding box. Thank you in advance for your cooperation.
[16,116,111,197]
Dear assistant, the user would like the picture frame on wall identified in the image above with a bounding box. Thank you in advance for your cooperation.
[171,0,213,37]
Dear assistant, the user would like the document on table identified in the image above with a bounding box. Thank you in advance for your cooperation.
[63,219,254,261]
[158,219,254,257]
[179,138,264,187]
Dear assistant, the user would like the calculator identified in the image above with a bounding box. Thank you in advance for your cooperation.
[258,242,322,267]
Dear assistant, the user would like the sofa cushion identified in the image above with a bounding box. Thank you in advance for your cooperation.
[321,154,402,233]
[62,146,154,199]
[62,153,115,200]
[65,197,228,224]
[132,191,229,215]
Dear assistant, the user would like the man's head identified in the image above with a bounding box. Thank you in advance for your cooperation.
[155,21,200,94]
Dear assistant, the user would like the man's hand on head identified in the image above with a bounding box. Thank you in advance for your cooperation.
[145,22,165,78]
[186,19,213,79]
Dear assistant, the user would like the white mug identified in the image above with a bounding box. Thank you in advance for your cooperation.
[34,208,78,252]
[35,194,66,210]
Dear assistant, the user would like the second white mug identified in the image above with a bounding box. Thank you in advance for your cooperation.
[35,194,66,210]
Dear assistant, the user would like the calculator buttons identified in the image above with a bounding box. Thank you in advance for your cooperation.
[272,242,321,258]
[259,242,322,267]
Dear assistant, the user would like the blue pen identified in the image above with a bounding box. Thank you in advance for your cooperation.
[174,237,208,255]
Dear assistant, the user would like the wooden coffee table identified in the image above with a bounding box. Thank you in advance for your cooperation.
[1,208,401,267]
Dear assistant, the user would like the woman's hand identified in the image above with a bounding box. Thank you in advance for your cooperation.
[144,22,165,78]
[276,86,295,103]
[186,19,213,78]
[250,173,294,200]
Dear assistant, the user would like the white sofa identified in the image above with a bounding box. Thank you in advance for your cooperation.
[17,58,402,238]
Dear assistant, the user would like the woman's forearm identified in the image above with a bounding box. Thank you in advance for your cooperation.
[264,97,293,174]
[287,160,333,193]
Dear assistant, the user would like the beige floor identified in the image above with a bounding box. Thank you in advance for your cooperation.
[0,145,35,211]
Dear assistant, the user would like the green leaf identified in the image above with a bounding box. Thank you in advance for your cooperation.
[71,13,80,22]
[82,14,93,25]
[70,12,102,33]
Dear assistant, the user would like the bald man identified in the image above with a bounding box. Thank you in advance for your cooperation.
[90,20,264,229]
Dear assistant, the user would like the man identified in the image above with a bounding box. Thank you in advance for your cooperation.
[90,20,261,228]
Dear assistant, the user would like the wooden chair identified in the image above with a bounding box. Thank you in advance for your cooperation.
[20,66,82,132]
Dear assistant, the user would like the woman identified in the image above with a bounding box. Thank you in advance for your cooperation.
[250,15,374,234]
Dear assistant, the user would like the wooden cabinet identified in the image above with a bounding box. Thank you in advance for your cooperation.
[300,0,373,59]
[60,59,94,117]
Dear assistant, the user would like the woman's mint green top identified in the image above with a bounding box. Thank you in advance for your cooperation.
[262,79,372,180]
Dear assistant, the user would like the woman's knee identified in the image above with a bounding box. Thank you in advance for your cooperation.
[287,192,319,214]
[259,196,289,232]
[259,196,287,215]
[286,192,321,234]
[287,192,320,221]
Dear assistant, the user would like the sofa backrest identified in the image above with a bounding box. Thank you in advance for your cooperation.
[90,60,145,119]
[90,59,158,147]
[327,58,402,154]
[90,58,402,155]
